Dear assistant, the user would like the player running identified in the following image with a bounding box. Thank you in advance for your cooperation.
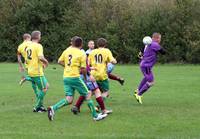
[47,36,107,121]
[88,38,117,105]
[71,47,112,115]
[26,31,49,112]
[17,33,33,85]
[86,40,124,85]
[134,33,166,104]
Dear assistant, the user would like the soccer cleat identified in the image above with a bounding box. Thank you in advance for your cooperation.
[103,109,113,115]
[137,95,143,104]
[33,107,47,113]
[93,113,107,121]
[33,108,37,112]
[47,106,55,121]
[19,77,26,86]
[33,108,43,113]
[39,106,47,112]
[133,90,142,104]
[71,105,80,115]
[134,89,138,95]
[134,93,143,104]
[134,89,139,100]
[118,78,125,86]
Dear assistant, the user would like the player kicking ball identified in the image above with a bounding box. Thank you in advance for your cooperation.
[134,33,166,104]
[47,36,107,121]
[88,38,117,107]
[71,54,113,115]
[86,40,124,85]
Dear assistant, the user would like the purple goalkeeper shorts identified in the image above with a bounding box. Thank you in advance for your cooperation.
[140,66,154,82]
[86,80,99,91]
[80,74,99,91]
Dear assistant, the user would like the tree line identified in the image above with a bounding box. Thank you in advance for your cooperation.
[0,0,200,63]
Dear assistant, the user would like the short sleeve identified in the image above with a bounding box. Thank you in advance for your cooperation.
[58,51,65,62]
[37,45,44,57]
[107,49,115,62]
[80,52,86,68]
[17,45,22,54]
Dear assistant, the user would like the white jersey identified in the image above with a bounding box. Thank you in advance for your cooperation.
[85,48,93,56]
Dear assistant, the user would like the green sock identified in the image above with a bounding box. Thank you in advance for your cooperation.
[35,96,40,109]
[35,91,45,109]
[53,98,68,111]
[34,90,39,109]
[87,99,97,118]
[32,83,37,96]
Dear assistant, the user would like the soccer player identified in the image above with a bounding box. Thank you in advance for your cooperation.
[17,33,32,85]
[47,36,107,121]
[26,31,49,112]
[86,40,95,56]
[86,40,124,85]
[72,72,113,115]
[72,48,112,115]
[88,38,117,103]
[134,33,166,104]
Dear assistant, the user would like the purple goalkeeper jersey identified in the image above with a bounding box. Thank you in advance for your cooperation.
[140,41,161,67]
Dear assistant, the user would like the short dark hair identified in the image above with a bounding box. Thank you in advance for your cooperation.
[97,38,107,48]
[71,36,78,43]
[72,36,83,47]
[31,31,41,40]
[23,33,31,40]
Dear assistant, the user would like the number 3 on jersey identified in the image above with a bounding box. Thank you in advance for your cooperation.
[67,55,73,66]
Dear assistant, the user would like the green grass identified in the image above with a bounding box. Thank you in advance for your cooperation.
[0,63,200,139]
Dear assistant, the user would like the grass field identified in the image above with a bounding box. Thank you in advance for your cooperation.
[0,63,200,139]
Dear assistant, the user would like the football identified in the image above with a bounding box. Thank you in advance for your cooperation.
[143,36,152,45]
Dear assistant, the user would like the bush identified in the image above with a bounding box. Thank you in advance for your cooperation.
[0,0,200,64]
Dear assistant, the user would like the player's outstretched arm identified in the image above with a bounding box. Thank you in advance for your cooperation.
[158,48,167,55]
